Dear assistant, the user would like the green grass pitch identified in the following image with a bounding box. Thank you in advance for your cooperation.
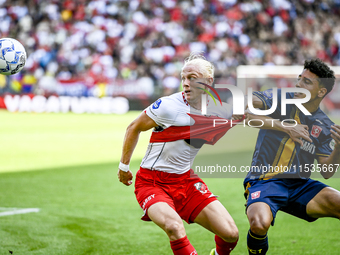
[0,109,339,254]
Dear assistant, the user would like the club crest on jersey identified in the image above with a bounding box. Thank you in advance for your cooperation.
[152,99,162,109]
[311,125,322,138]
[194,182,207,194]
[251,191,261,200]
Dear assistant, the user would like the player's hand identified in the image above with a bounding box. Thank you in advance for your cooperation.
[331,124,340,149]
[118,169,133,186]
[286,124,312,146]
[231,114,244,121]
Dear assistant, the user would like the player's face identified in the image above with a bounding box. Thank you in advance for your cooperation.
[294,69,324,100]
[181,64,206,105]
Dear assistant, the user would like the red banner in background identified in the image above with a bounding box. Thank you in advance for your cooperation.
[0,95,129,114]
[0,96,5,109]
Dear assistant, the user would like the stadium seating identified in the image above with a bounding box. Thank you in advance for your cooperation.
[0,0,340,100]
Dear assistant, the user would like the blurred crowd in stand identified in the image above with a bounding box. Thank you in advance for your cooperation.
[1,0,340,101]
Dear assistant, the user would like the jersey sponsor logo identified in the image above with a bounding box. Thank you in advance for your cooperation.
[311,125,322,138]
[141,194,155,209]
[315,119,323,124]
[152,99,162,109]
[300,140,315,154]
[330,139,335,150]
[190,251,198,255]
[194,182,208,194]
[251,191,261,199]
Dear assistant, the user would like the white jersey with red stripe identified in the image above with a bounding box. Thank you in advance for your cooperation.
[140,91,232,174]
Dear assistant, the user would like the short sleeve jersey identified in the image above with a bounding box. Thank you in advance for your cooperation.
[142,92,232,174]
[245,89,335,182]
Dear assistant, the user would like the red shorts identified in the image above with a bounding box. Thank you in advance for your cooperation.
[134,167,217,224]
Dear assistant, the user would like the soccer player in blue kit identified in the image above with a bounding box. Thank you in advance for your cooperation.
[244,59,340,254]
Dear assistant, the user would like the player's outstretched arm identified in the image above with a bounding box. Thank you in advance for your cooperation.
[246,94,311,145]
[318,124,340,179]
[251,94,264,109]
[118,112,158,186]
[245,112,312,146]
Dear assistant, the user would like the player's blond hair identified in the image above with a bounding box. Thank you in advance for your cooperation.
[182,52,215,78]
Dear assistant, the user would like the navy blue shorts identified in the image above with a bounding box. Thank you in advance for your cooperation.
[244,178,328,225]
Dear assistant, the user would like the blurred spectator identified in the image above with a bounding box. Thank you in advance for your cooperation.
[1,0,340,98]
[162,73,180,96]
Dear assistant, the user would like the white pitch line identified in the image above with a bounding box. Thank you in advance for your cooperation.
[0,208,40,217]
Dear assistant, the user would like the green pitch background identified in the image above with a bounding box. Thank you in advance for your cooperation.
[0,110,339,254]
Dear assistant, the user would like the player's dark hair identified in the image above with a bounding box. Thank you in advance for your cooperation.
[304,59,336,96]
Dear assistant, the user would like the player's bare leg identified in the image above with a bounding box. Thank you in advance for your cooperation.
[148,202,197,254]
[307,187,340,219]
[247,202,272,235]
[148,202,185,240]
[194,200,238,254]
[194,200,238,241]
[246,202,273,254]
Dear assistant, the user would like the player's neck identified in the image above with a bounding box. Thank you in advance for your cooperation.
[189,101,202,110]
[187,96,203,110]
[303,100,321,114]
[188,94,210,110]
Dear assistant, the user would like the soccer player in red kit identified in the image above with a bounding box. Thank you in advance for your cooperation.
[118,52,239,255]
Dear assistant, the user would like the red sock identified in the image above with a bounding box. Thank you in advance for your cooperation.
[170,236,197,255]
[215,235,238,255]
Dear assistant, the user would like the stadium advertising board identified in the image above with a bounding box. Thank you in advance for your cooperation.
[0,95,129,114]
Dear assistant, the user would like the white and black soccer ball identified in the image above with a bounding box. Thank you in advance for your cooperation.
[0,38,26,75]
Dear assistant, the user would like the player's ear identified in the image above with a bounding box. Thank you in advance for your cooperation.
[318,87,327,98]
[208,77,214,85]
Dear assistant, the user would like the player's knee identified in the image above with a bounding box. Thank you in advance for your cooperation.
[164,221,185,240]
[332,202,340,219]
[249,219,270,235]
[334,210,340,220]
[248,210,271,235]
[331,206,340,219]
[220,224,239,243]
